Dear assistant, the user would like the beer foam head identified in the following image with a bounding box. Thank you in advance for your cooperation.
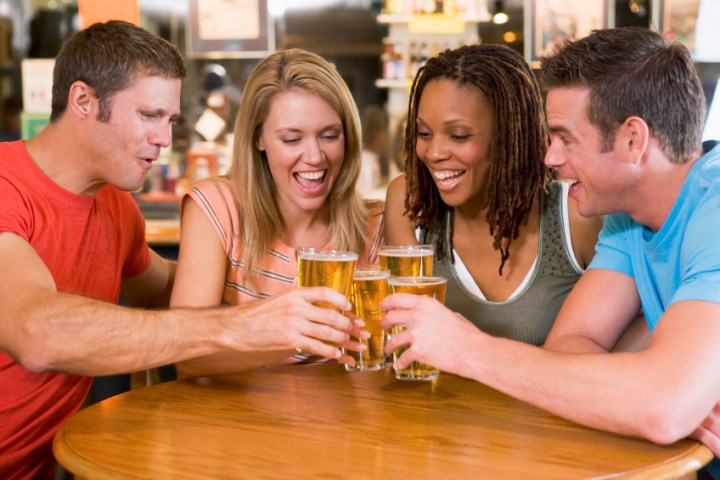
[297,248,358,261]
[387,276,446,286]
[378,244,433,257]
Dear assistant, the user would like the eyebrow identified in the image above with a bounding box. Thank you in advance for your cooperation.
[274,123,343,133]
[417,118,472,128]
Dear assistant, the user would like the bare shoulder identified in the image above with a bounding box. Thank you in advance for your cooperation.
[385,173,407,207]
[567,197,604,268]
[383,173,417,245]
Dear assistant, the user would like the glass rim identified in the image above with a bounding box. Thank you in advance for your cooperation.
[377,244,434,254]
[353,265,390,280]
[296,247,358,261]
[387,275,446,286]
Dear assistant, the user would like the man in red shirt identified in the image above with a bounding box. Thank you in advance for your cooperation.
[0,21,362,479]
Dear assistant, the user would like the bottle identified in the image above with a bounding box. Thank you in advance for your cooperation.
[193,157,211,182]
[382,40,396,80]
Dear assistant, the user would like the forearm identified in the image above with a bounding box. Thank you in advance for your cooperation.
[460,334,708,445]
[11,292,227,376]
[543,332,609,353]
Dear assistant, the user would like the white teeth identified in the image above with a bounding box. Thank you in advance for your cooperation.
[296,171,325,180]
[433,170,465,180]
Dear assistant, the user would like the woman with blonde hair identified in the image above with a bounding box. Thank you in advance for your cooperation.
[171,49,384,376]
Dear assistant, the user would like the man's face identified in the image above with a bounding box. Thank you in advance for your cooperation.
[86,75,181,194]
[544,87,634,218]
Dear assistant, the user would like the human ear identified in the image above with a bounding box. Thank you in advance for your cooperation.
[67,81,96,119]
[621,116,649,164]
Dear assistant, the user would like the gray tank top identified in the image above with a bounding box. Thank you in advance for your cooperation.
[428,182,582,346]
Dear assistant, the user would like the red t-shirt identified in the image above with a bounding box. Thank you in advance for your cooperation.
[0,141,151,479]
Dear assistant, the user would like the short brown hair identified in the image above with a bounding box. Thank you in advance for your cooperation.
[540,27,705,163]
[51,20,186,122]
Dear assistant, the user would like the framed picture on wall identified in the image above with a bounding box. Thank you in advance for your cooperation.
[525,0,609,63]
[187,0,274,59]
[659,0,700,55]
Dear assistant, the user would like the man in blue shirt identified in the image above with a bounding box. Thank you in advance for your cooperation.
[382,27,720,477]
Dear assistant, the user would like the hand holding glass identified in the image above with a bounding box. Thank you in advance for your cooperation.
[388,276,447,381]
[296,248,357,305]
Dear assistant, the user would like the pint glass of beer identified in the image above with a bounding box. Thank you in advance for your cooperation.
[387,275,447,381]
[296,248,358,309]
[378,244,434,277]
[343,266,390,371]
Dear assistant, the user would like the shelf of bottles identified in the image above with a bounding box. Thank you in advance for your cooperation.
[376,0,488,88]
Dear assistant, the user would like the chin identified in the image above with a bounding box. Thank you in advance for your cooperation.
[437,190,467,208]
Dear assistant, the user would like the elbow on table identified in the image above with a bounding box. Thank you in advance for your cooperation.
[638,402,700,446]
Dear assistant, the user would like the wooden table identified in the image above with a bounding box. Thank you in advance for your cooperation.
[54,364,712,479]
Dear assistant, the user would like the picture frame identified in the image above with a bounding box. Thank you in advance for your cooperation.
[186,0,274,59]
[658,0,701,54]
[525,0,609,63]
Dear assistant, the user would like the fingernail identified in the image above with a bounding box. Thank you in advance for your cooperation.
[354,318,366,327]
[360,330,371,339]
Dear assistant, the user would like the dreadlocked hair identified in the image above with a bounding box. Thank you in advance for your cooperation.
[403,44,550,275]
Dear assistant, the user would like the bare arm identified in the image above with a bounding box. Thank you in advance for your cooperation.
[0,231,357,376]
[384,173,418,245]
[170,198,367,377]
[544,269,641,353]
[170,198,295,375]
[382,269,720,449]
[553,201,650,354]
[121,249,176,308]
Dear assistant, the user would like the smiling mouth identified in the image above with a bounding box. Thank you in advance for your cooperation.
[294,169,328,193]
[432,169,465,187]
[295,170,326,181]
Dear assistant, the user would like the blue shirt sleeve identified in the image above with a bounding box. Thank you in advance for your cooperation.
[587,213,635,278]
[674,184,720,305]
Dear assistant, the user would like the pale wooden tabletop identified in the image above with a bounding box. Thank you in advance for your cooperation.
[54,363,712,479]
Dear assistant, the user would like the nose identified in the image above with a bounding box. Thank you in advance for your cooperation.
[422,135,449,164]
[544,136,564,169]
[303,138,324,165]
[150,124,172,149]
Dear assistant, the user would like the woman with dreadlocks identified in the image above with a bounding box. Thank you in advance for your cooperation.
[382,44,602,346]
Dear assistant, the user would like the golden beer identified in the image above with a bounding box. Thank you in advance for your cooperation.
[378,245,434,277]
[297,249,357,310]
[388,276,447,381]
[344,266,389,371]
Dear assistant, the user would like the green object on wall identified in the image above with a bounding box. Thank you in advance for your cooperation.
[21,112,50,139]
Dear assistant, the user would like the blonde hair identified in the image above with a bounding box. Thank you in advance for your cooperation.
[228,48,367,286]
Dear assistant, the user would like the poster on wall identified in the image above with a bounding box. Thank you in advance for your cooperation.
[525,0,609,63]
[187,0,274,59]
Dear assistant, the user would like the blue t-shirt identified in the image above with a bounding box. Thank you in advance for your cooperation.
[588,145,720,331]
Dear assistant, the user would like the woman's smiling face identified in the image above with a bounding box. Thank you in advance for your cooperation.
[415,78,494,209]
[257,88,345,215]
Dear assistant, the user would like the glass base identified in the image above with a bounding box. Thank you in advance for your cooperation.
[344,361,385,372]
[394,370,438,381]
